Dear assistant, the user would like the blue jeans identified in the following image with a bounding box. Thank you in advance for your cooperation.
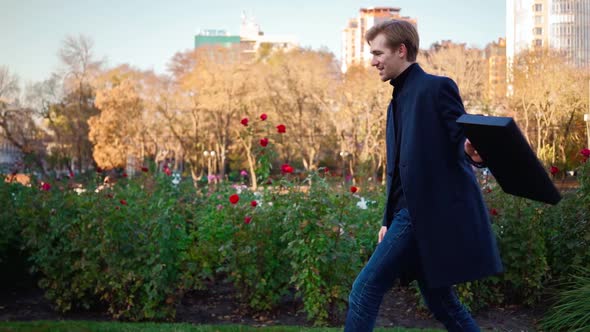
[344,209,480,332]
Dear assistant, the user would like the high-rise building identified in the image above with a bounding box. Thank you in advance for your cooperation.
[341,7,417,72]
[485,38,508,101]
[507,0,590,67]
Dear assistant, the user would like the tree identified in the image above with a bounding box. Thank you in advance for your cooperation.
[177,46,252,182]
[47,35,102,172]
[264,49,339,171]
[0,66,19,106]
[0,66,48,174]
[419,41,487,110]
[161,52,209,184]
[336,64,390,183]
[90,66,144,169]
[509,49,589,167]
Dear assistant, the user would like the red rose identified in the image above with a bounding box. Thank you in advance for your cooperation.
[241,118,249,126]
[69,171,74,178]
[164,167,172,176]
[281,164,293,174]
[276,124,286,133]
[122,172,128,178]
[41,182,51,191]
[244,216,252,224]
[96,167,102,173]
[141,167,149,172]
[229,194,240,204]
[550,166,559,175]
[581,148,590,157]
[260,113,267,121]
[490,208,498,216]
[260,137,269,147]
[120,199,127,205]
[251,200,257,207]
[350,186,358,193]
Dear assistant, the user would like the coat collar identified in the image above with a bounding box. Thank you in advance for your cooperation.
[390,63,425,99]
[390,62,417,95]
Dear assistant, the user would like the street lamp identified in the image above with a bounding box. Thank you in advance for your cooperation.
[203,150,216,183]
[339,151,349,181]
[586,80,590,149]
[584,113,590,149]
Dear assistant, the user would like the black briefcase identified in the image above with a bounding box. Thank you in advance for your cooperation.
[457,114,561,205]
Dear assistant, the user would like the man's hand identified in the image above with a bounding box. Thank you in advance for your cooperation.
[464,139,483,163]
[378,226,388,244]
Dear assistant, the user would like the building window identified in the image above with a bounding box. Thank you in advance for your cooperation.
[534,3,542,12]
[534,39,543,47]
[535,15,543,25]
[535,27,543,35]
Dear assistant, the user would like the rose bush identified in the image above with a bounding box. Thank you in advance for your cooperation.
[2,144,589,326]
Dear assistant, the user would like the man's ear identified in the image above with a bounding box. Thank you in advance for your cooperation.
[398,43,407,59]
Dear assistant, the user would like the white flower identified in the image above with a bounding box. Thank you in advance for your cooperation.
[73,187,86,195]
[172,173,181,186]
[232,184,248,194]
[356,197,368,210]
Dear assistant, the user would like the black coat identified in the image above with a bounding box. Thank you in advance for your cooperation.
[383,64,503,288]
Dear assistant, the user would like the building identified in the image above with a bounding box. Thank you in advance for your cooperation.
[238,12,297,60]
[194,29,241,49]
[194,13,297,60]
[341,7,417,72]
[0,105,23,172]
[0,136,21,171]
[507,0,590,67]
[485,38,508,101]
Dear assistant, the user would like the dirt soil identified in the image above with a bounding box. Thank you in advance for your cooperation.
[0,282,544,331]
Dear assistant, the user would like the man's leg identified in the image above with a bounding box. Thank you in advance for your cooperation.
[418,281,480,332]
[344,209,416,332]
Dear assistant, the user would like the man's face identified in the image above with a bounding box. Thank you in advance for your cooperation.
[369,33,405,82]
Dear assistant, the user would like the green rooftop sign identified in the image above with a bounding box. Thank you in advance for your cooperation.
[194,35,241,49]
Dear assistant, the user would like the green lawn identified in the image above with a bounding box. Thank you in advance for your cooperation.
[0,321,444,332]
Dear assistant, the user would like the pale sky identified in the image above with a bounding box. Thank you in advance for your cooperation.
[0,0,505,86]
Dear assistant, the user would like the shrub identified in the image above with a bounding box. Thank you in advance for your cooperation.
[280,173,379,324]
[0,180,31,288]
[19,172,193,320]
[541,160,590,281]
[540,267,590,331]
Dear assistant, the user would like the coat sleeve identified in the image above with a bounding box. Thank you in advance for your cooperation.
[438,77,481,165]
[438,78,465,147]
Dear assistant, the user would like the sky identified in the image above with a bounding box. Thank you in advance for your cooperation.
[0,0,505,86]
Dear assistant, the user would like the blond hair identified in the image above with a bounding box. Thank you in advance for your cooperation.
[365,20,419,62]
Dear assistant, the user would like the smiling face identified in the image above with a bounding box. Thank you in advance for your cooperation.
[369,33,410,82]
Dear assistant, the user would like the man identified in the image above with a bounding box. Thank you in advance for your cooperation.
[344,20,502,332]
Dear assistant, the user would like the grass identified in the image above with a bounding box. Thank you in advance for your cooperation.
[0,321,444,332]
[539,267,590,331]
